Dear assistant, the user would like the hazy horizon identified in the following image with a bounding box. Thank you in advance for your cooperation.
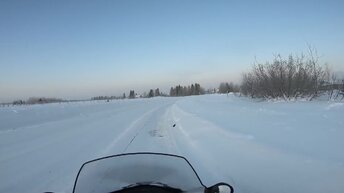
[1,0,344,103]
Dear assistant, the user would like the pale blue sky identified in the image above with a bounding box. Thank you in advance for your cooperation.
[1,0,344,102]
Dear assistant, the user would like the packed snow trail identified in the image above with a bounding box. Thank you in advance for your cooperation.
[168,100,344,193]
[0,95,343,193]
[0,98,177,193]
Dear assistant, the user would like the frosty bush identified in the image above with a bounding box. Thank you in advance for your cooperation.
[241,50,328,100]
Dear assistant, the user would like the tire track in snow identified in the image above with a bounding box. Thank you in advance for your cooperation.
[165,104,234,186]
[167,101,344,193]
[119,101,180,154]
[0,100,176,193]
[99,101,177,155]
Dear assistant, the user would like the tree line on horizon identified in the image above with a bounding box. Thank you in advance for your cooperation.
[90,47,344,101]
[11,97,65,105]
[5,48,344,106]
[169,83,204,97]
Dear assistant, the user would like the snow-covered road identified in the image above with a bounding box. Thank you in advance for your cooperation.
[1,95,343,193]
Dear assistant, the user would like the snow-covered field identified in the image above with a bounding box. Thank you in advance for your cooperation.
[0,94,343,193]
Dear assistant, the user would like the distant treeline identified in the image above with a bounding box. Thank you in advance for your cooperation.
[218,82,240,94]
[91,95,125,100]
[6,47,344,106]
[12,97,65,105]
[91,83,206,101]
[169,83,204,96]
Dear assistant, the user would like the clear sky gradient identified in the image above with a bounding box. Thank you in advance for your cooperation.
[1,0,344,102]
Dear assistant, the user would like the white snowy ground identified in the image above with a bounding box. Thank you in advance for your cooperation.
[0,94,343,193]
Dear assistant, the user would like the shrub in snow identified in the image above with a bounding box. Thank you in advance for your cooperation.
[240,48,335,100]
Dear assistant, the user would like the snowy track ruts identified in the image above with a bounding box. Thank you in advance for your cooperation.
[1,95,343,193]
[100,100,177,155]
[0,99,177,193]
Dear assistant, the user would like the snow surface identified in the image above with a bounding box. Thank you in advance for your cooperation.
[0,94,343,193]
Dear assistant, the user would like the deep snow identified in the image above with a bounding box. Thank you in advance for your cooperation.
[0,94,343,193]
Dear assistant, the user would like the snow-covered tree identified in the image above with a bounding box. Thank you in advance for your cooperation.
[155,88,160,96]
[148,89,154,98]
[129,90,135,99]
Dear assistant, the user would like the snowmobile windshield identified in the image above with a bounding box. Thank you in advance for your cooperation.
[73,153,206,193]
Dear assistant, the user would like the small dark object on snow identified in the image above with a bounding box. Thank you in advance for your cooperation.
[172,124,176,127]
